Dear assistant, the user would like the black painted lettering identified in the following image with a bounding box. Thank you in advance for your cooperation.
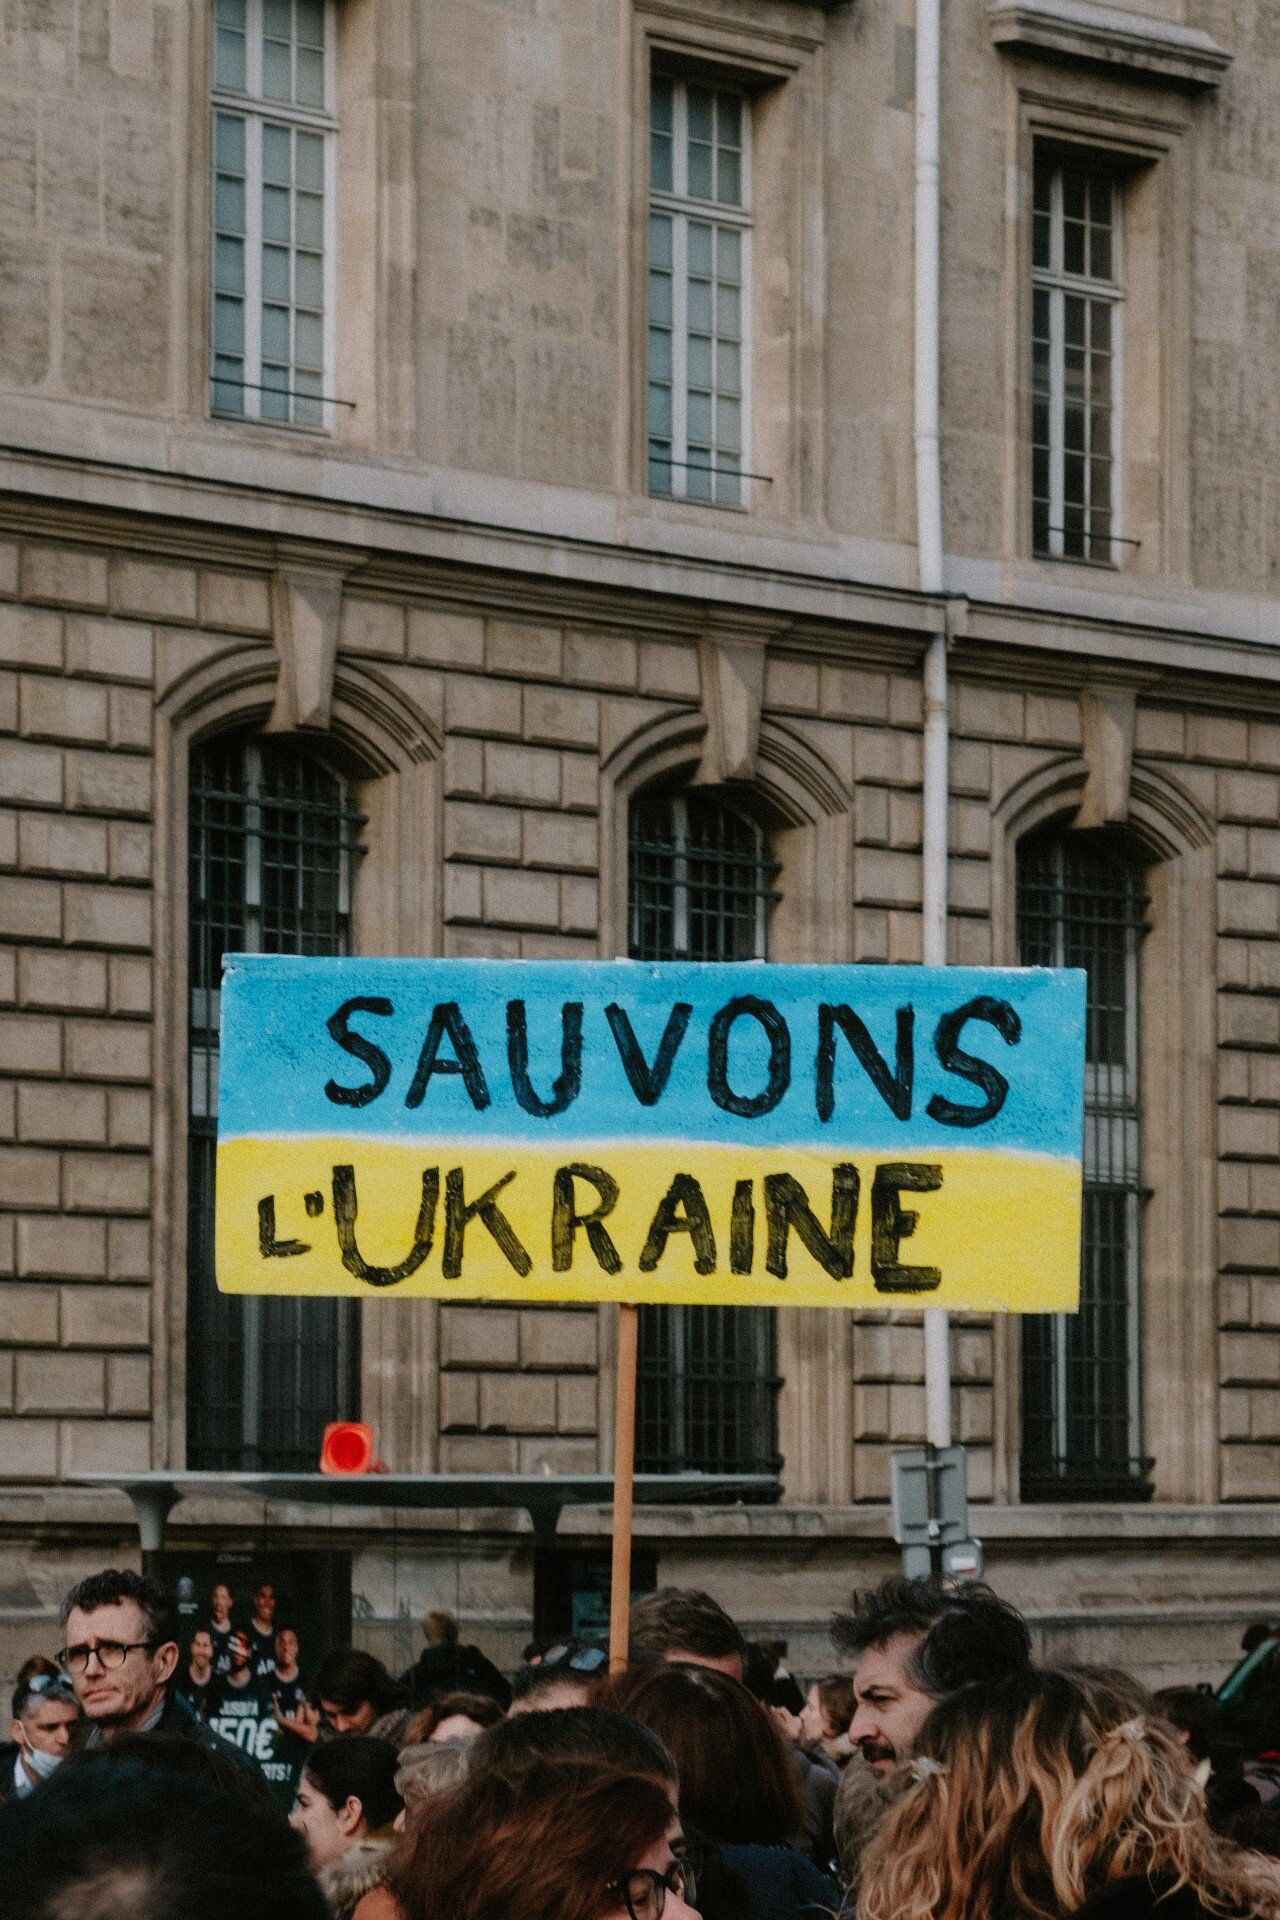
[707,996,791,1118]
[925,996,1021,1128]
[604,1001,692,1106]
[324,997,393,1108]
[404,1002,491,1111]
[443,1168,531,1278]
[304,1191,324,1217]
[551,1163,622,1274]
[763,1165,858,1280]
[639,1174,717,1275]
[816,1004,914,1122]
[331,1164,439,1287]
[870,1162,943,1292]
[507,1000,583,1117]
[258,1195,309,1258]
[729,1179,755,1275]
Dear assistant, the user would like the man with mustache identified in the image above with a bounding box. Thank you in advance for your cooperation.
[832,1575,1032,1776]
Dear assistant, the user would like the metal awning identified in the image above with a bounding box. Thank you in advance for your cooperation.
[68,1471,777,1551]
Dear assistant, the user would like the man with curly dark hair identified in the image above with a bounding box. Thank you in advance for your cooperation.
[831,1574,1032,1776]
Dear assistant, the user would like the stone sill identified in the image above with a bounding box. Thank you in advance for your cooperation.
[988,0,1232,88]
[6,1485,1280,1547]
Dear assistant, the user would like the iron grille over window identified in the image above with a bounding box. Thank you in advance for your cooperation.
[1017,829,1151,1500]
[187,733,364,1470]
[628,789,781,1482]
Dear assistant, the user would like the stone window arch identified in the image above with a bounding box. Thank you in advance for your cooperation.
[990,745,1216,1504]
[153,613,443,1472]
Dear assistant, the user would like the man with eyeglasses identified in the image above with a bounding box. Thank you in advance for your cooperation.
[0,1672,79,1799]
[58,1567,260,1772]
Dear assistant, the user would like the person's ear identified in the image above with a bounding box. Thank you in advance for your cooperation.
[339,1795,365,1837]
[13,1723,28,1755]
[155,1641,180,1685]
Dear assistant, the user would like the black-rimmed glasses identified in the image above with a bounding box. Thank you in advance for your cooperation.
[57,1640,155,1674]
[608,1859,696,1920]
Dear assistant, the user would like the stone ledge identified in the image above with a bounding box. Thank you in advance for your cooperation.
[988,0,1232,88]
[6,1486,1280,1546]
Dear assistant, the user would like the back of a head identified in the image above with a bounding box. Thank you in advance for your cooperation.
[469,1705,677,1791]
[606,1662,803,1847]
[859,1668,1280,1920]
[395,1761,676,1920]
[629,1588,746,1669]
[832,1575,1032,1696]
[406,1691,505,1743]
[396,1739,471,1809]
[91,1732,280,1812]
[314,1647,398,1715]
[422,1609,459,1647]
[304,1735,403,1831]
[0,1752,326,1920]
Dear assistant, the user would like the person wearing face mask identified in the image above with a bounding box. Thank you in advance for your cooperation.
[0,1672,80,1799]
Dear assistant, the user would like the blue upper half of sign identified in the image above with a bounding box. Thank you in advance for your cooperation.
[217,956,1086,1159]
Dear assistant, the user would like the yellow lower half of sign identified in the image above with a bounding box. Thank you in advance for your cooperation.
[216,1135,1082,1313]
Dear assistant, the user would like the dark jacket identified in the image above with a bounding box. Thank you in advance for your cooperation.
[401,1641,511,1710]
[791,1744,839,1868]
[78,1688,263,1775]
[1072,1876,1256,1920]
[0,1741,21,1802]
[720,1842,840,1920]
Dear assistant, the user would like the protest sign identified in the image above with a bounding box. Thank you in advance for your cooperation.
[216,956,1085,1315]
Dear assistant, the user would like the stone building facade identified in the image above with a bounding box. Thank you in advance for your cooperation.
[2,0,1280,1687]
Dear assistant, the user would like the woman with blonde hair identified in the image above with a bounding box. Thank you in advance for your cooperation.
[858,1668,1280,1920]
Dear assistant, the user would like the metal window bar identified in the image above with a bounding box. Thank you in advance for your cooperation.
[1017,830,1153,1500]
[187,733,365,1471]
[628,790,782,1485]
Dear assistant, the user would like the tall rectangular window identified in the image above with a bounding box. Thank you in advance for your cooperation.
[187,734,363,1470]
[648,77,750,507]
[1017,830,1151,1500]
[211,0,335,430]
[1031,149,1122,563]
[628,790,781,1481]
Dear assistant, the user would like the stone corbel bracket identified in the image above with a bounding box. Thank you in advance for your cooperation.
[988,0,1232,89]
[693,630,769,787]
[1077,683,1137,828]
[267,546,365,735]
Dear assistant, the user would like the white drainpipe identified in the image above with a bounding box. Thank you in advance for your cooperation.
[914,0,952,1454]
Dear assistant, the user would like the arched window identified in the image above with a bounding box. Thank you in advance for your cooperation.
[187,732,364,1469]
[1017,828,1151,1499]
[628,788,782,1478]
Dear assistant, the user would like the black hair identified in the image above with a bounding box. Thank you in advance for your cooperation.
[509,1640,607,1702]
[0,1751,326,1920]
[312,1647,401,1716]
[89,1733,282,1813]
[60,1568,179,1652]
[303,1736,403,1831]
[831,1575,1032,1697]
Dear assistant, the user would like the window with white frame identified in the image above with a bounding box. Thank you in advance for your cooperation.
[648,76,750,506]
[1031,148,1122,563]
[211,0,336,430]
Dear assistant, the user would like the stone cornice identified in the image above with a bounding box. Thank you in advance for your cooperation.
[988,0,1232,89]
[5,442,1280,705]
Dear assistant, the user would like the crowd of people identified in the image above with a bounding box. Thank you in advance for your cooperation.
[4,1565,1280,1920]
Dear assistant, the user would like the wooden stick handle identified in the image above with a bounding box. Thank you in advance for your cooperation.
[609,1301,639,1673]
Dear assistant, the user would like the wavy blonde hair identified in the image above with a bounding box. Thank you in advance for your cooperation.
[857,1668,1280,1920]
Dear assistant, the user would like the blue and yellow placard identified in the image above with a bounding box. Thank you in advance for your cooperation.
[215,958,1085,1313]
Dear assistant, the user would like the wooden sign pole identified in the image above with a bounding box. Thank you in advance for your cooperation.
[609,1300,639,1673]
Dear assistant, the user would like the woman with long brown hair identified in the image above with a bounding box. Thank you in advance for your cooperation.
[858,1668,1280,1920]
[393,1753,699,1920]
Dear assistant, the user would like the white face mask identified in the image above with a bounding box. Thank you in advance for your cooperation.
[22,1745,63,1782]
